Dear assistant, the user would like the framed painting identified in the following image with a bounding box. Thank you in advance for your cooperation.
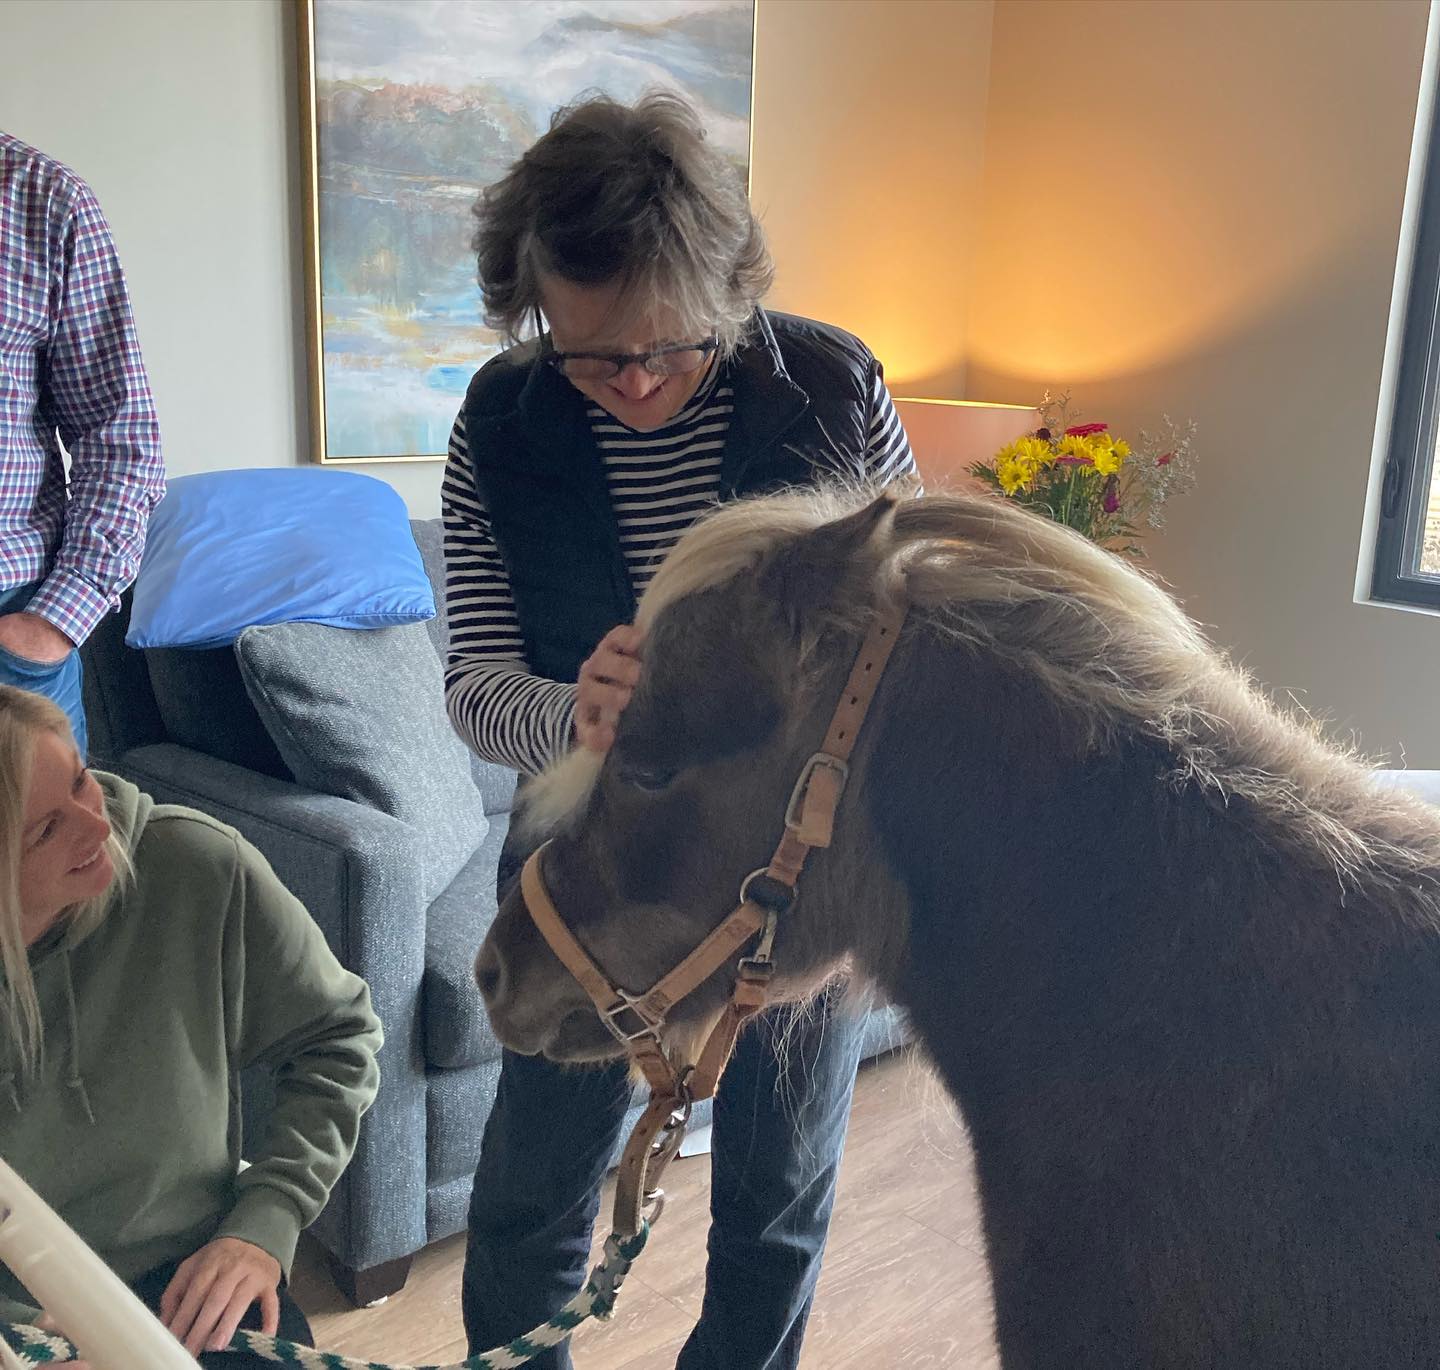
[297,0,757,464]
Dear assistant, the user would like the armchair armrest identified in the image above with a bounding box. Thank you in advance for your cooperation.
[116,743,431,1269]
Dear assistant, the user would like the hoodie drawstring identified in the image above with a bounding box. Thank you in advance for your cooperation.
[59,956,94,1125]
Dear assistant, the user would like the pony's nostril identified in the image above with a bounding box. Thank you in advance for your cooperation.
[475,945,504,1002]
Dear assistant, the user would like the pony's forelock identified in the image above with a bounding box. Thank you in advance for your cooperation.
[636,482,896,630]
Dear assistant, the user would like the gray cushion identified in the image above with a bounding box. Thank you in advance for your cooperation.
[410,519,450,665]
[235,620,487,902]
[145,646,291,780]
[411,517,518,818]
[426,1060,503,1198]
[422,816,509,1070]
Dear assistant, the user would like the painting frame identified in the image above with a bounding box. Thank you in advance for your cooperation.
[295,0,758,466]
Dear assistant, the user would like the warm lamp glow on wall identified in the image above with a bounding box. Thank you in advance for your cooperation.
[894,398,1039,485]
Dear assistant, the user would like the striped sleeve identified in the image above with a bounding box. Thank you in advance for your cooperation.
[441,412,577,776]
[865,366,917,483]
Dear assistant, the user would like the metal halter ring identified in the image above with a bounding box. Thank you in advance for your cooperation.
[739,867,796,915]
[663,1090,694,1133]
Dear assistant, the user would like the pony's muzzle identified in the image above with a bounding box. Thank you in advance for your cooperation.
[474,934,548,1056]
[477,877,608,1059]
[474,938,505,1006]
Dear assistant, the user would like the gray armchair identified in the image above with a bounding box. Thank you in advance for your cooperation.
[78,515,912,1306]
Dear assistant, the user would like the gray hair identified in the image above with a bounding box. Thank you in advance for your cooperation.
[472,90,773,357]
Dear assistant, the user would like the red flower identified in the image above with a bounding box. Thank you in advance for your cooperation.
[1157,452,1173,466]
[1055,454,1093,466]
[1065,422,1109,437]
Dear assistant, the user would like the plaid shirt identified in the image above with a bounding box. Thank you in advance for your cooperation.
[0,132,163,645]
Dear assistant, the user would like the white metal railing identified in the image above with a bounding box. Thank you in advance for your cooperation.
[0,1155,196,1367]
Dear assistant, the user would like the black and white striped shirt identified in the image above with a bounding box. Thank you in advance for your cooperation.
[442,361,914,776]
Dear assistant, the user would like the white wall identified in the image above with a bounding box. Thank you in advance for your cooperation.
[966,0,1440,765]
[0,0,444,516]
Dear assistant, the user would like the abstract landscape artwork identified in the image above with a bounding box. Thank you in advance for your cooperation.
[299,0,756,462]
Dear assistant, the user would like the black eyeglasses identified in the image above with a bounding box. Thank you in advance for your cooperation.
[545,337,719,383]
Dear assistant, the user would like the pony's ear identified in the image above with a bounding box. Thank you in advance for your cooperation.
[761,491,898,627]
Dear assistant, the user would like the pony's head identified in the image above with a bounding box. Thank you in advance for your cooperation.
[477,487,920,1063]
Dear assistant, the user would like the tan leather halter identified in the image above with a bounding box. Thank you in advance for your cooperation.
[519,598,908,1236]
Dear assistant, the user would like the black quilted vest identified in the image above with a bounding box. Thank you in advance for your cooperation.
[462,310,878,683]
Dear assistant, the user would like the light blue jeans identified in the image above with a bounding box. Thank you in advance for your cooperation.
[0,583,87,757]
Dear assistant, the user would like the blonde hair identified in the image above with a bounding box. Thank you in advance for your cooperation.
[0,687,126,1077]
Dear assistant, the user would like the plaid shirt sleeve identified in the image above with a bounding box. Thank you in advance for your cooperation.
[25,180,164,645]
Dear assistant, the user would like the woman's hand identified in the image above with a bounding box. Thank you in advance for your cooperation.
[159,1236,281,1356]
[576,624,643,754]
[34,1312,90,1367]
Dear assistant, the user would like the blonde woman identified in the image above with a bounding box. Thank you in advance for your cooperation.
[0,685,382,1366]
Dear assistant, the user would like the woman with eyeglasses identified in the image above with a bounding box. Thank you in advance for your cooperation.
[441,91,914,1370]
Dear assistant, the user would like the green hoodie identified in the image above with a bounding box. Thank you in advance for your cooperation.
[0,774,382,1322]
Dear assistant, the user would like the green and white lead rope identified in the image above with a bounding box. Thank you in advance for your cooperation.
[0,1225,649,1370]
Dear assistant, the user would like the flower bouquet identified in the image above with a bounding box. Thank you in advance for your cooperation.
[968,392,1197,556]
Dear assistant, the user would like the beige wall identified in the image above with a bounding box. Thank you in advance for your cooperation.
[752,0,994,395]
[0,0,993,516]
[967,0,1440,764]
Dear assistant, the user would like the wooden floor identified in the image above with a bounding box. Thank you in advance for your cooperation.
[290,1053,1000,1368]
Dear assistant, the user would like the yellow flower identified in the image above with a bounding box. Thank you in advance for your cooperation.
[995,453,1032,494]
[1057,435,1093,463]
[1090,440,1121,475]
[1016,436,1056,468]
[1088,435,1131,475]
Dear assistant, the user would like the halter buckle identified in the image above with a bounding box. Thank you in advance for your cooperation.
[785,752,850,839]
[598,991,667,1048]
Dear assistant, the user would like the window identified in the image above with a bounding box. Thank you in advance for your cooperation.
[1373,69,1440,611]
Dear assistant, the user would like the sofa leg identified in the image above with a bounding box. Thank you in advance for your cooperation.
[328,1252,414,1307]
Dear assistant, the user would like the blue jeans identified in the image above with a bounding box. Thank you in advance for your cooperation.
[0,584,86,756]
[463,988,865,1369]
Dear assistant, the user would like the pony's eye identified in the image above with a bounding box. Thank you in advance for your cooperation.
[621,763,677,793]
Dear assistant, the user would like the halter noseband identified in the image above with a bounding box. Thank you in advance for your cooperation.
[517,598,909,1236]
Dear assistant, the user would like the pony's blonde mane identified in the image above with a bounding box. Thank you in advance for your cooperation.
[640,485,1440,902]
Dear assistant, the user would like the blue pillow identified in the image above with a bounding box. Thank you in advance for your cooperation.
[127,469,436,649]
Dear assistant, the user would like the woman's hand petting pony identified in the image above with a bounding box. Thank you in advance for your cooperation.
[575,624,643,754]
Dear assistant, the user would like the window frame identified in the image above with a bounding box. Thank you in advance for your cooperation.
[1373,78,1440,612]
